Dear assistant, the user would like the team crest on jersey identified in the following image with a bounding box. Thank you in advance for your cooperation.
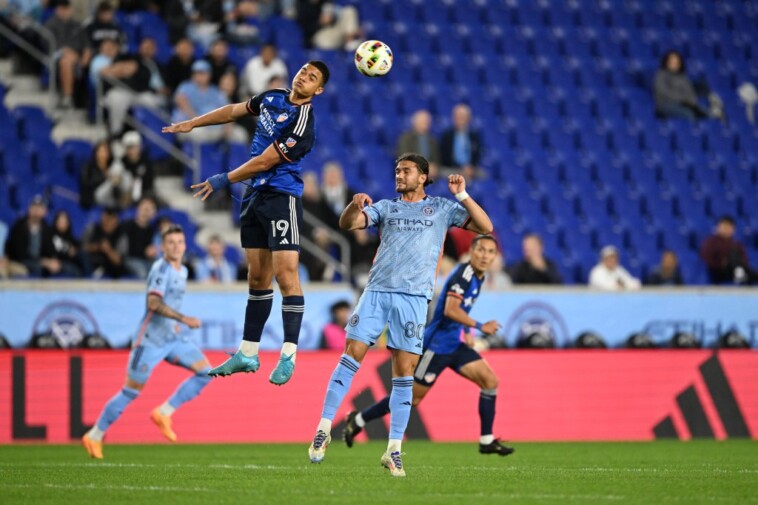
[424,373,437,383]
[349,314,359,326]
[422,206,435,215]
[276,113,289,123]
[285,137,297,147]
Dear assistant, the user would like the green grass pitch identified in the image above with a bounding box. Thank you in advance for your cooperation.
[1,441,756,504]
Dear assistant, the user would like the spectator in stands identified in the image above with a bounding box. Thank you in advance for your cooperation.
[654,50,717,121]
[162,38,194,95]
[185,0,224,50]
[396,110,440,175]
[0,220,9,278]
[196,235,236,283]
[483,251,512,289]
[296,0,361,50]
[645,250,684,286]
[241,43,288,96]
[508,233,563,285]
[99,40,164,136]
[83,207,124,278]
[224,0,265,46]
[159,0,190,44]
[80,140,133,209]
[172,60,247,144]
[138,37,168,99]
[320,300,351,350]
[5,195,60,277]
[300,171,337,281]
[206,39,236,86]
[83,2,123,53]
[267,75,287,90]
[51,210,83,277]
[700,216,757,285]
[589,245,641,291]
[349,227,379,289]
[440,103,483,179]
[44,0,87,109]
[320,161,354,218]
[120,131,156,204]
[88,36,119,87]
[122,196,158,279]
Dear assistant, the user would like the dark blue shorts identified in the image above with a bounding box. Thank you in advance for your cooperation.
[240,190,302,251]
[413,343,482,387]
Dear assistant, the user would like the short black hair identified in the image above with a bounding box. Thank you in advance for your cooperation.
[660,50,685,72]
[308,60,330,87]
[395,152,433,187]
[161,224,184,240]
[472,234,498,249]
[718,215,735,226]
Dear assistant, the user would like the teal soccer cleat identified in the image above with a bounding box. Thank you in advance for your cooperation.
[207,351,260,377]
[269,353,295,385]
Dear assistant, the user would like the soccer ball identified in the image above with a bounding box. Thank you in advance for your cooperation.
[354,40,393,77]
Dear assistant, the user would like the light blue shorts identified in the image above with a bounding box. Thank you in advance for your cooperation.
[345,290,428,355]
[127,339,206,385]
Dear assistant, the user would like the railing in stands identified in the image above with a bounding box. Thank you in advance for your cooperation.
[0,18,56,110]
[302,211,351,280]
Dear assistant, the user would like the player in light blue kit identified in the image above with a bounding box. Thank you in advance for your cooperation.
[308,153,493,477]
[82,226,211,459]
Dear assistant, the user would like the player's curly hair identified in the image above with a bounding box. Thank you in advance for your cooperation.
[396,152,433,186]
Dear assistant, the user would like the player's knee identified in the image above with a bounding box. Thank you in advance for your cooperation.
[273,270,299,293]
[483,374,499,390]
[196,368,213,384]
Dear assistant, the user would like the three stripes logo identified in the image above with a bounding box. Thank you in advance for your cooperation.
[653,355,751,440]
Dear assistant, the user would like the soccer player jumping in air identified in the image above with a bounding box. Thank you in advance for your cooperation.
[342,235,515,457]
[163,61,330,385]
[82,225,209,459]
[308,153,493,477]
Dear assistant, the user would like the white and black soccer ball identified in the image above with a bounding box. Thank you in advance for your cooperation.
[354,40,393,77]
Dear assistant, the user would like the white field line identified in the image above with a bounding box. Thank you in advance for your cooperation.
[2,483,211,493]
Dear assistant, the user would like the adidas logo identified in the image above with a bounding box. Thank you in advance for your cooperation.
[333,379,344,386]
[390,207,399,213]
[266,96,274,102]
[402,401,411,406]
[280,238,289,245]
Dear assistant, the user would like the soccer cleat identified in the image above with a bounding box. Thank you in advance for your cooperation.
[380,451,406,477]
[81,434,103,459]
[479,438,515,456]
[342,410,363,448]
[150,408,177,442]
[208,351,260,377]
[269,353,295,385]
[308,430,331,463]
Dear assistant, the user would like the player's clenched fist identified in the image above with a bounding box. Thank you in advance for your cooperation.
[448,174,466,195]
[352,193,373,208]
[479,320,501,335]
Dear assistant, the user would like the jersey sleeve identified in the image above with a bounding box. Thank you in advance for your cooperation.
[146,262,169,298]
[444,265,472,300]
[362,200,387,229]
[245,93,264,115]
[273,104,315,163]
[445,199,471,228]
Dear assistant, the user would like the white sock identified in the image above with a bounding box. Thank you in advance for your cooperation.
[387,439,402,453]
[480,434,494,445]
[355,413,366,428]
[239,340,259,357]
[158,402,175,417]
[317,418,332,434]
[281,342,297,362]
[88,426,105,442]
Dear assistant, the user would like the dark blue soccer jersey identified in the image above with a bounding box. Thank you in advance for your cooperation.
[244,88,315,197]
[424,262,484,354]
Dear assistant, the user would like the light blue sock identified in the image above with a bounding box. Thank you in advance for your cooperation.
[168,369,212,409]
[388,377,414,440]
[96,387,140,432]
[320,354,360,421]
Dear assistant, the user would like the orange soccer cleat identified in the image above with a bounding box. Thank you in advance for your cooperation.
[151,408,177,442]
[81,434,103,459]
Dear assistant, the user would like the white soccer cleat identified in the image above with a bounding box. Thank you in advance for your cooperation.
[381,451,406,477]
[308,430,331,463]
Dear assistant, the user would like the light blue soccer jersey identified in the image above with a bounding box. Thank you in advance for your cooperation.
[133,258,188,347]
[363,196,470,300]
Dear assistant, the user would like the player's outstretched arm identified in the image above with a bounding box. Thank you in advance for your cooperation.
[147,294,201,328]
[162,102,250,134]
[448,174,493,235]
[339,193,373,230]
[190,144,281,201]
[442,295,500,335]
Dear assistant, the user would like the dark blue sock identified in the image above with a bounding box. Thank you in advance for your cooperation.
[479,388,497,436]
[361,396,391,423]
[282,295,304,345]
[244,289,273,342]
[96,387,139,432]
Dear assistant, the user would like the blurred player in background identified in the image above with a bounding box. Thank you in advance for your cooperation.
[82,225,209,459]
[342,235,514,457]
[308,153,493,477]
[163,61,330,385]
